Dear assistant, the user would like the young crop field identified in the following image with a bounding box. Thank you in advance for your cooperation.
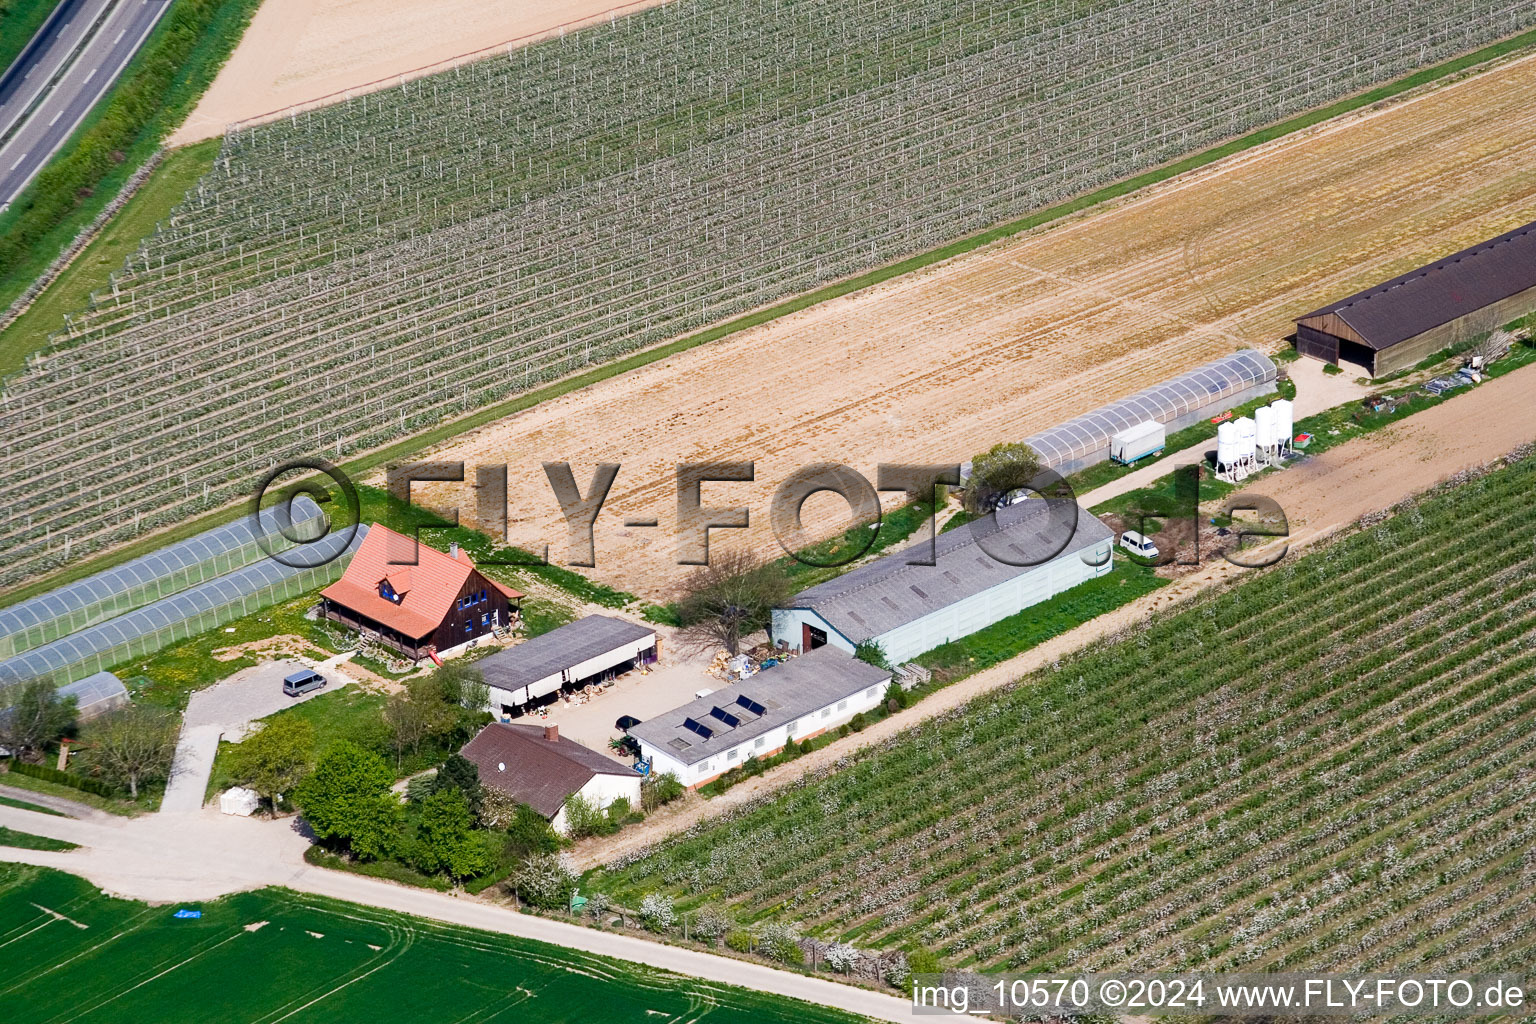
[1,0,1531,588]
[0,865,863,1024]
[592,452,1536,975]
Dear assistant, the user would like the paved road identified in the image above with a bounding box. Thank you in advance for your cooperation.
[0,0,170,209]
[0,799,954,1023]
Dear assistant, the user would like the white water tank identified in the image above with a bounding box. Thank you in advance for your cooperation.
[1272,398,1294,447]
[1254,405,1277,450]
[1234,416,1257,459]
[1216,421,1239,467]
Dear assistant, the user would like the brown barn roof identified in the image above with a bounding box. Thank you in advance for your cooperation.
[320,525,523,639]
[1295,219,1536,351]
[460,723,634,818]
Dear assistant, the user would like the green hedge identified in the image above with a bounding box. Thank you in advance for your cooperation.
[0,0,257,280]
[5,759,119,798]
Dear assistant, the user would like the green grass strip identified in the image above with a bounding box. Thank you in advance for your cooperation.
[0,140,220,375]
[0,825,77,851]
[3,27,1533,610]
[0,793,65,816]
[0,0,261,312]
[0,0,64,81]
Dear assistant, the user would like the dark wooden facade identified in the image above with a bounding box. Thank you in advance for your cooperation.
[323,567,517,661]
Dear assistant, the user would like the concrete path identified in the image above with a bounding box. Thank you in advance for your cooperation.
[0,800,951,1022]
[162,656,358,814]
[159,724,223,814]
[0,782,109,819]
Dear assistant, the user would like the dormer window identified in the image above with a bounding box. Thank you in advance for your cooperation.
[379,579,401,603]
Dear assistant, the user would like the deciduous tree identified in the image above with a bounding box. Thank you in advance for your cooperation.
[226,715,316,809]
[294,741,401,860]
[0,679,76,764]
[74,706,176,799]
[675,550,790,656]
[963,442,1044,515]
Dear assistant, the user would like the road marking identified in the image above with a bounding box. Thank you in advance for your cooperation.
[10,153,27,170]
[114,29,126,44]
[49,110,62,125]
[83,67,97,84]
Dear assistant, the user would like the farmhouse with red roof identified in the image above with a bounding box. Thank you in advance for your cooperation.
[320,524,523,662]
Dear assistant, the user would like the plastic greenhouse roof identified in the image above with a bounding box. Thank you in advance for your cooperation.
[0,496,325,639]
[59,670,127,708]
[0,523,365,687]
[1023,349,1277,468]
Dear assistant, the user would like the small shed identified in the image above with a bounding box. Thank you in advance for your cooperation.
[476,615,657,717]
[58,671,128,721]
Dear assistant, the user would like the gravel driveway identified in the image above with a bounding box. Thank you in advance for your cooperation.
[162,657,356,814]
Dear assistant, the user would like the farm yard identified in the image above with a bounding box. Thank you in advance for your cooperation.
[413,51,1536,597]
[0,865,863,1024]
[589,451,1536,975]
[3,0,1534,589]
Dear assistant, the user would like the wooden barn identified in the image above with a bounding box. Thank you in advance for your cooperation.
[320,524,523,662]
[1295,220,1536,377]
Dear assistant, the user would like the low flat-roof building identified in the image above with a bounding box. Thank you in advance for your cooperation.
[773,499,1113,666]
[460,722,640,834]
[477,615,657,718]
[320,525,523,662]
[1295,220,1536,377]
[630,648,890,788]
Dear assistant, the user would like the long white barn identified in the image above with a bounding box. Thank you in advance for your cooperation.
[773,499,1113,666]
[630,648,890,788]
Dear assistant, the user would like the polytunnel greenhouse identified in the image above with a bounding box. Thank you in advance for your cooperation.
[0,497,326,660]
[0,523,363,688]
[1022,349,1279,473]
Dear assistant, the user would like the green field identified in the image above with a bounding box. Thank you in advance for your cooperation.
[0,865,865,1024]
[592,453,1536,975]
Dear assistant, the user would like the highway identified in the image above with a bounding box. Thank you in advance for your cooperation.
[0,0,170,210]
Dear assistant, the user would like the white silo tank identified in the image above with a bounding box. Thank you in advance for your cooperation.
[1254,405,1277,450]
[1272,398,1294,448]
[1235,416,1257,459]
[1216,421,1238,467]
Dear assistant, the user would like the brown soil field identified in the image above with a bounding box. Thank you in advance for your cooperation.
[170,0,672,144]
[569,362,1536,869]
[402,53,1536,600]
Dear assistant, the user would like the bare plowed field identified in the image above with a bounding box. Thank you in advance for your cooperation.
[171,0,671,144]
[406,54,1536,599]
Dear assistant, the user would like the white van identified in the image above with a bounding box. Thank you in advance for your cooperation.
[1119,530,1159,559]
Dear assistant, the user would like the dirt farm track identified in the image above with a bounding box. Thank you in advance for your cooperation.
[402,53,1536,599]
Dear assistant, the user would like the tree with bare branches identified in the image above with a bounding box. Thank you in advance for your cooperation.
[675,550,791,657]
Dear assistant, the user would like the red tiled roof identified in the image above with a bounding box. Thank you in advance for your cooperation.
[320,525,522,640]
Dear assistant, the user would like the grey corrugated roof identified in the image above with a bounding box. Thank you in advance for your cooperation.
[791,501,1113,644]
[629,648,890,767]
[477,615,655,693]
[461,722,634,817]
[1296,220,1536,350]
[1021,350,1277,468]
[59,670,126,709]
[0,524,365,687]
[0,496,326,640]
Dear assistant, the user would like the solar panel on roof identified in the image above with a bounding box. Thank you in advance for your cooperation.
[709,706,741,728]
[683,717,714,740]
[737,696,767,716]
